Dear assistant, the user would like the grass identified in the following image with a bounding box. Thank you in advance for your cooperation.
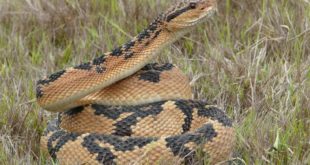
[0,0,309,164]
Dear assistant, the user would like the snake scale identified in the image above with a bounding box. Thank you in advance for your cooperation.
[37,0,235,164]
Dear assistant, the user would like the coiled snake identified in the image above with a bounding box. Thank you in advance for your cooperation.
[37,0,234,164]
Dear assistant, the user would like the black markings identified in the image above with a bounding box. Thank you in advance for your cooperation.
[149,18,163,32]
[92,55,105,65]
[36,86,44,98]
[36,70,66,98]
[48,70,66,83]
[153,29,162,39]
[104,136,156,151]
[165,124,217,158]
[64,106,85,116]
[149,23,158,31]
[96,66,106,73]
[86,134,157,151]
[111,46,123,56]
[109,18,162,59]
[174,101,194,133]
[166,136,193,160]
[139,63,174,83]
[139,71,161,83]
[123,41,135,51]
[113,103,163,136]
[166,5,195,22]
[174,100,233,127]
[118,103,163,136]
[47,130,66,159]
[47,130,79,159]
[198,106,233,127]
[136,19,162,42]
[196,123,218,141]
[36,79,49,86]
[82,134,156,164]
[37,70,66,86]
[91,101,165,136]
[74,62,92,70]
[124,51,134,60]
[137,29,151,42]
[141,63,174,71]
[82,134,117,164]
[91,104,123,120]
[57,113,62,127]
[42,99,231,163]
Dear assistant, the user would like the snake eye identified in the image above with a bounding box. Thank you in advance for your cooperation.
[189,2,197,9]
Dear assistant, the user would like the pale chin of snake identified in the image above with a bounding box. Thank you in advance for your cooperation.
[37,0,235,164]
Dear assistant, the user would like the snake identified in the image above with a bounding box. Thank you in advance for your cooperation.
[37,0,235,164]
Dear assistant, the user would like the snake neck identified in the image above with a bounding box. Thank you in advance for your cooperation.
[104,17,188,61]
[36,16,190,112]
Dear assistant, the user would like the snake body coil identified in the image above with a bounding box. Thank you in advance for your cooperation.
[37,0,235,164]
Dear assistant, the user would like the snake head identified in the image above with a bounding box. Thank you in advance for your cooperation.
[163,0,217,31]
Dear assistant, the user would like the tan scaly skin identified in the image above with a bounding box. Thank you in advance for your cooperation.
[38,0,235,164]
[36,0,218,112]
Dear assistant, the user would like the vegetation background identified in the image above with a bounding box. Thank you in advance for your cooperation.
[0,0,309,164]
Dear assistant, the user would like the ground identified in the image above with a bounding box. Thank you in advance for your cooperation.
[0,0,309,164]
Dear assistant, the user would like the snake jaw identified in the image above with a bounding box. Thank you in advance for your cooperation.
[181,7,217,27]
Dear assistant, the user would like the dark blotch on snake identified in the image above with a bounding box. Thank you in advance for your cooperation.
[141,63,174,71]
[36,70,66,98]
[74,62,92,70]
[92,102,165,136]
[165,123,217,159]
[124,51,134,60]
[96,66,106,73]
[82,134,117,164]
[174,100,194,133]
[82,133,157,163]
[123,41,135,51]
[64,106,85,116]
[137,29,151,42]
[47,131,79,160]
[37,70,66,86]
[91,104,124,120]
[113,102,164,136]
[139,71,161,83]
[198,106,233,127]
[139,63,174,83]
[174,100,233,127]
[92,55,106,65]
[36,86,44,98]
[111,47,123,56]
